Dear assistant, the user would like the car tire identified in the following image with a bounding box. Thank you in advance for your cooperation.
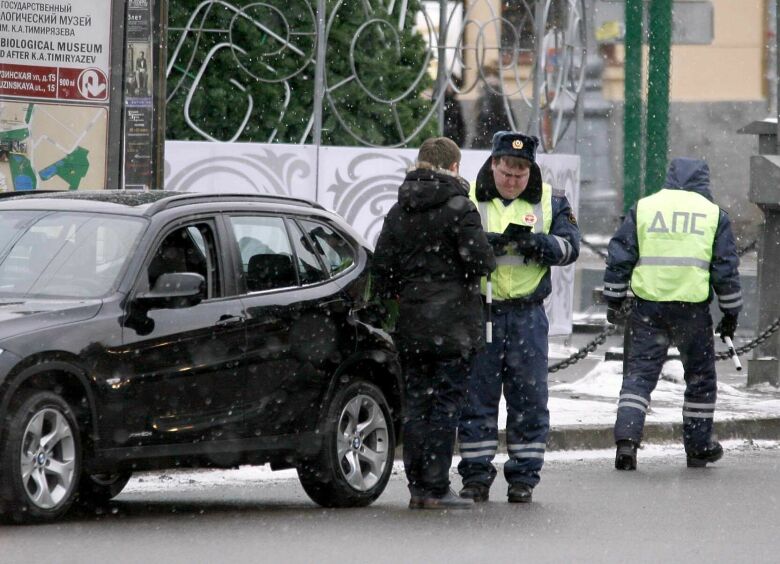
[0,390,82,523]
[77,472,132,506]
[297,380,395,508]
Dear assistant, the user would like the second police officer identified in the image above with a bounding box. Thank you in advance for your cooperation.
[457,131,581,503]
[603,157,742,470]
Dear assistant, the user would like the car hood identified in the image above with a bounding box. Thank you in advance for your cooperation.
[0,298,103,344]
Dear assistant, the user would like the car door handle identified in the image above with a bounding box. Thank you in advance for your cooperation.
[216,314,245,327]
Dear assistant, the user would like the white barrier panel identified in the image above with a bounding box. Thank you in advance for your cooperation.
[165,141,580,335]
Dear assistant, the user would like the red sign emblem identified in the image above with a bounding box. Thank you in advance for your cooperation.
[77,68,108,101]
[523,213,537,225]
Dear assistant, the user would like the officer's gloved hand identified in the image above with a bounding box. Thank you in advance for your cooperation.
[486,232,508,256]
[606,301,627,325]
[513,231,540,257]
[716,313,738,342]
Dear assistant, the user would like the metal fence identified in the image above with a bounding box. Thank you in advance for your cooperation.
[167,0,587,150]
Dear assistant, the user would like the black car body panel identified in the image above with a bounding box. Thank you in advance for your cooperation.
[0,191,402,477]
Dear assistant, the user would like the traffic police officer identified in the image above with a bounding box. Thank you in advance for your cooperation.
[457,131,580,503]
[604,157,742,470]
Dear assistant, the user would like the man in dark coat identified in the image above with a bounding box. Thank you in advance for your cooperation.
[372,137,496,509]
[604,157,742,470]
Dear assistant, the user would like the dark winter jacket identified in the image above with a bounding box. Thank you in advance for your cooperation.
[372,166,496,359]
[473,156,580,305]
[604,157,742,314]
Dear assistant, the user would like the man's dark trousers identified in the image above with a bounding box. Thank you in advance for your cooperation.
[401,350,471,497]
[458,303,549,488]
[614,300,717,452]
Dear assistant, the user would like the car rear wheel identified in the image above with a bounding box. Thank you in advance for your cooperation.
[0,391,82,523]
[297,380,395,507]
[77,472,132,506]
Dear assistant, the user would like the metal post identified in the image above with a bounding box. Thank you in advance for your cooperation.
[312,0,327,199]
[622,0,643,212]
[644,0,672,196]
[436,0,448,135]
[530,0,547,138]
[152,0,168,189]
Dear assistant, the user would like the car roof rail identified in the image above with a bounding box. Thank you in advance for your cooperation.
[144,192,325,215]
[0,190,65,200]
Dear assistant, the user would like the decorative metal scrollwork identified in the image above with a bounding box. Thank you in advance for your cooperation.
[167,0,587,151]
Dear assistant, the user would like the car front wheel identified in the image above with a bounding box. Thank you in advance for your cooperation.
[297,380,395,507]
[0,391,82,523]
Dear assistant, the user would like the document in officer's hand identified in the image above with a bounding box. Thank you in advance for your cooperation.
[503,222,532,241]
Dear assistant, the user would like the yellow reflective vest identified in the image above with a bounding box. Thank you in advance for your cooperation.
[632,188,719,302]
[471,183,553,300]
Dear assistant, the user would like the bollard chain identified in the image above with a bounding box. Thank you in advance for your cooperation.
[736,239,757,257]
[548,323,620,373]
[580,237,609,260]
[715,316,780,361]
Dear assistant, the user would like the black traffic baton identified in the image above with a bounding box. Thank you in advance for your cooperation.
[723,336,742,371]
[485,273,492,343]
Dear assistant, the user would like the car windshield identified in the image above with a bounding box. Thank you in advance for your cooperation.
[0,210,146,299]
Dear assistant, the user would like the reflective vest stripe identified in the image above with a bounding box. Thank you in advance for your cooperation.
[636,257,710,270]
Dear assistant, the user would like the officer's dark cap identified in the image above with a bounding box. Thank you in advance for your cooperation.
[491,131,538,163]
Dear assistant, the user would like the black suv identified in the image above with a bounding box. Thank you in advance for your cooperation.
[0,191,402,523]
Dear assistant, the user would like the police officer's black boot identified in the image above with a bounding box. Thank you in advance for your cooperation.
[507,483,533,503]
[459,483,490,502]
[686,441,723,468]
[615,439,638,470]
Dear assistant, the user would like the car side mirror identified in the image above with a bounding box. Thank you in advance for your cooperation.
[137,272,205,309]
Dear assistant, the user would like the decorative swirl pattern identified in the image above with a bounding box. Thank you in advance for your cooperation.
[167,0,586,150]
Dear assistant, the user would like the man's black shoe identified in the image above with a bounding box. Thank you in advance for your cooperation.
[686,442,723,468]
[419,489,474,510]
[459,483,490,502]
[507,483,533,503]
[615,439,638,471]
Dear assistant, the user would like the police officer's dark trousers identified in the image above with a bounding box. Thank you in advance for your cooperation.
[614,300,717,452]
[458,302,549,488]
[401,350,471,497]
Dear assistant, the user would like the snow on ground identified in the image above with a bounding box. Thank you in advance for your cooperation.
[122,439,780,494]
[542,359,780,427]
[120,359,780,495]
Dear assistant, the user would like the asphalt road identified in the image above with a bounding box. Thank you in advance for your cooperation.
[2,443,780,564]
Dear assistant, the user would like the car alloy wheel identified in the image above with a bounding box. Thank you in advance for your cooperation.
[297,380,395,507]
[335,393,390,492]
[20,406,78,510]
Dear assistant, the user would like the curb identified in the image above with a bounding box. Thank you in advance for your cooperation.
[542,417,780,451]
[393,418,780,459]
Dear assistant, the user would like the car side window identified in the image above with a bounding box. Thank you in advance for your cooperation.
[229,215,298,292]
[147,223,221,299]
[288,220,329,285]
[299,220,355,276]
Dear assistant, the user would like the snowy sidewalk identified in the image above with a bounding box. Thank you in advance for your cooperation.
[510,357,780,450]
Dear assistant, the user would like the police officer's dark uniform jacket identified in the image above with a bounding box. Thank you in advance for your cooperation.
[604,157,742,456]
[373,163,495,500]
[457,133,580,495]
